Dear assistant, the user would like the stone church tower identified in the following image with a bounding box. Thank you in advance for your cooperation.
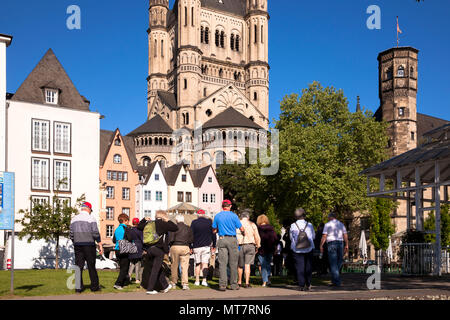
[131,0,270,168]
[377,47,419,157]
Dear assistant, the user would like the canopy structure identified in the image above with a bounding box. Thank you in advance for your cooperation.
[167,202,202,215]
[362,124,450,276]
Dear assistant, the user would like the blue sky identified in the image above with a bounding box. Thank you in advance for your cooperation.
[1,0,449,134]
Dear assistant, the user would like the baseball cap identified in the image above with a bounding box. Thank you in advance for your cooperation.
[132,218,140,225]
[222,200,232,207]
[82,202,92,211]
[197,210,206,215]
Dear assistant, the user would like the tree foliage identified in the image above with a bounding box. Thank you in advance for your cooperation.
[424,204,450,247]
[16,180,85,269]
[369,198,396,251]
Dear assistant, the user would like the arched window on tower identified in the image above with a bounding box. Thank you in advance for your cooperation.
[235,35,240,51]
[254,92,258,101]
[219,68,223,78]
[215,30,220,47]
[201,26,204,43]
[230,34,235,51]
[185,7,188,26]
[205,27,210,44]
[220,31,225,48]
[386,66,393,80]
[397,65,405,77]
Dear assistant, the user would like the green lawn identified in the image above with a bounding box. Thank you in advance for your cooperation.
[0,270,329,298]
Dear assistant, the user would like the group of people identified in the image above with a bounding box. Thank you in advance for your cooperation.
[69,200,349,294]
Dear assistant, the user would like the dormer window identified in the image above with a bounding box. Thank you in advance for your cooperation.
[45,89,58,104]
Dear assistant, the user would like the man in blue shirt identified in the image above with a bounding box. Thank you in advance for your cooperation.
[213,200,245,291]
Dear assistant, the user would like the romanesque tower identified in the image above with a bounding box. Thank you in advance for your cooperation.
[377,47,419,156]
[147,0,170,118]
[176,0,202,130]
[246,0,270,118]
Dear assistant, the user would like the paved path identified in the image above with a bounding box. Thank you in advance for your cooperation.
[9,274,450,300]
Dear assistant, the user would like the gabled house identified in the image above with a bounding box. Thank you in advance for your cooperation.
[99,129,139,253]
[164,164,198,211]
[136,161,168,221]
[190,165,223,216]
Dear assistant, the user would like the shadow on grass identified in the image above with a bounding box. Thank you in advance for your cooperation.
[15,284,44,292]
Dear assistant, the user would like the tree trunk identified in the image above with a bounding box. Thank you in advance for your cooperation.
[55,237,60,270]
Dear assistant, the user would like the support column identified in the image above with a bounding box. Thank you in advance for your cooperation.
[415,167,423,231]
[435,161,441,276]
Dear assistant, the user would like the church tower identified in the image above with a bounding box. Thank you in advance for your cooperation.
[245,0,270,119]
[377,47,419,156]
[147,0,170,118]
[176,0,202,130]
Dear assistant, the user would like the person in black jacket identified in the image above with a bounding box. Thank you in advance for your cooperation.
[128,218,144,284]
[138,210,178,295]
[168,215,194,290]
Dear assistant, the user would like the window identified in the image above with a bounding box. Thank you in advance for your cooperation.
[32,119,50,152]
[235,35,240,51]
[154,39,157,57]
[203,193,208,203]
[178,192,184,202]
[230,34,235,50]
[386,67,393,80]
[32,158,49,190]
[185,7,188,26]
[54,160,71,191]
[208,177,213,183]
[206,109,212,117]
[204,88,207,97]
[106,225,114,238]
[155,174,160,181]
[106,186,115,199]
[107,171,128,181]
[397,65,405,77]
[114,154,122,164]
[220,31,225,48]
[144,190,151,201]
[156,191,163,201]
[191,7,194,26]
[254,92,258,101]
[410,66,415,77]
[210,194,216,203]
[106,207,114,220]
[55,197,71,208]
[144,210,152,218]
[186,192,192,203]
[261,25,264,43]
[122,208,130,216]
[184,79,187,89]
[254,25,257,43]
[54,122,71,154]
[205,27,209,44]
[411,132,415,141]
[31,196,49,209]
[398,107,406,117]
[122,188,130,200]
[215,30,220,47]
[182,174,187,182]
[45,89,58,104]
[114,138,121,146]
[161,40,164,57]
[201,26,204,43]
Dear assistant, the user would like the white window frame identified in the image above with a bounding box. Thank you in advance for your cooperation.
[106,186,115,199]
[31,158,49,190]
[106,225,114,238]
[144,190,151,201]
[114,154,122,164]
[45,88,58,104]
[122,188,130,200]
[122,208,130,216]
[144,210,152,218]
[32,119,50,152]
[31,196,50,210]
[203,193,208,203]
[106,207,114,220]
[156,191,163,202]
[54,160,71,192]
[54,122,71,154]
[211,194,216,203]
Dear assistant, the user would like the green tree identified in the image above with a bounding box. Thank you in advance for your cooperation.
[16,180,85,270]
[369,198,396,251]
[424,204,450,246]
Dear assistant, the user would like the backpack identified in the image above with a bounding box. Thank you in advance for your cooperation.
[143,221,162,246]
[295,222,311,250]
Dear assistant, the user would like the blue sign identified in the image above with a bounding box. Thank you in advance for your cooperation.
[0,172,15,230]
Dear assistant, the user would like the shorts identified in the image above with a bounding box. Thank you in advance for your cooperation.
[193,246,211,265]
[238,244,257,268]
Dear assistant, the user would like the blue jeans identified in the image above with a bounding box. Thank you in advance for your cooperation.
[327,241,344,286]
[258,254,273,283]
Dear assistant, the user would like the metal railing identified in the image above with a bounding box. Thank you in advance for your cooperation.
[442,247,450,274]
[401,243,435,275]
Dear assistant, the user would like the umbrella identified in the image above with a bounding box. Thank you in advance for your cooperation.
[359,230,368,264]
[386,236,394,263]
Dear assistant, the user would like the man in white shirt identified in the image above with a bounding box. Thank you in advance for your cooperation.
[290,208,315,291]
[320,212,349,287]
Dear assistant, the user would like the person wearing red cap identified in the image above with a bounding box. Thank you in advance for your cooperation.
[128,218,144,284]
[212,200,245,291]
[190,209,217,287]
[69,201,102,293]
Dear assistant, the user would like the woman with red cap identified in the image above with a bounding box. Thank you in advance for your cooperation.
[128,218,144,284]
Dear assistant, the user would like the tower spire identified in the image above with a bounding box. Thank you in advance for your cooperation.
[356,96,361,112]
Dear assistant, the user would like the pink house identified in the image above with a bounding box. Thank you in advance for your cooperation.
[190,166,224,216]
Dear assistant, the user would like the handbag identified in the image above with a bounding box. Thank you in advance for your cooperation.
[119,239,138,255]
[295,221,311,250]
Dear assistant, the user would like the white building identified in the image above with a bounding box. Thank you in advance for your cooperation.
[0,33,13,248]
[164,164,199,210]
[136,161,168,220]
[4,49,101,269]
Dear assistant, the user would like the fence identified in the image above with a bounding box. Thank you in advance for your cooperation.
[442,247,450,274]
[400,243,450,276]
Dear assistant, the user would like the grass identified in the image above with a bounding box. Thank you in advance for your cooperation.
[0,270,330,298]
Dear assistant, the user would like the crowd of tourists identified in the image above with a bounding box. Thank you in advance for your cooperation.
[69,200,349,294]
